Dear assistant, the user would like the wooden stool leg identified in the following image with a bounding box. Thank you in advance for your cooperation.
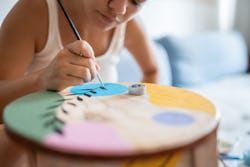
[36,150,122,167]
[192,130,218,167]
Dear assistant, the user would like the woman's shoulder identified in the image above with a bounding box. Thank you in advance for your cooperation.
[0,0,49,53]
[2,0,48,30]
[0,0,48,44]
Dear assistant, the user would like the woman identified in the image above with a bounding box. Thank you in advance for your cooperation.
[0,0,159,120]
[0,1,159,165]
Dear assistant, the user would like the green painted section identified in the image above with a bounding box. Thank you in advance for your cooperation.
[4,91,64,142]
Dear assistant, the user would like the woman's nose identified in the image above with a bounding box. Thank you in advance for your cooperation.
[108,0,128,15]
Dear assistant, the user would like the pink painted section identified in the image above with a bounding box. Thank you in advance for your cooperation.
[43,123,133,155]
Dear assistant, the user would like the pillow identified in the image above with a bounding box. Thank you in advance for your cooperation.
[118,41,172,85]
[157,31,248,87]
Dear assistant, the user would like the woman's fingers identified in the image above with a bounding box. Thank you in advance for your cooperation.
[66,40,95,59]
[40,40,100,91]
[61,48,98,81]
[65,63,94,82]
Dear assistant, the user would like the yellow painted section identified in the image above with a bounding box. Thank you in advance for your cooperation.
[120,152,182,167]
[166,152,182,167]
[119,83,217,167]
[145,83,216,116]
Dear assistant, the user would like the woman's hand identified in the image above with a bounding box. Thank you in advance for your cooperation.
[38,40,99,91]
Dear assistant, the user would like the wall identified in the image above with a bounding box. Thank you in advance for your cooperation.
[234,0,250,50]
[138,0,219,38]
[218,0,236,31]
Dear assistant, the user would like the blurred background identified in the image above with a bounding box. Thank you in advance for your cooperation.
[138,0,250,50]
[1,0,250,166]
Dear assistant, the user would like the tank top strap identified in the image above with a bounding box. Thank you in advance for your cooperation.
[27,0,62,73]
[36,0,62,56]
[46,0,63,49]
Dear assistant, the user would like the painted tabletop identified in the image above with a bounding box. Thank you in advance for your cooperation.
[4,83,219,157]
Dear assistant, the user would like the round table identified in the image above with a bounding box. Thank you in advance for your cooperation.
[4,83,220,167]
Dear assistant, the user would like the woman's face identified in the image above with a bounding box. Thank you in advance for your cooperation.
[82,0,146,30]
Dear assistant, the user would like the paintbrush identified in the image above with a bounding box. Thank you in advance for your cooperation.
[57,0,105,89]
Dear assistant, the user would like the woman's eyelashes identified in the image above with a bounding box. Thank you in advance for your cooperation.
[130,0,146,7]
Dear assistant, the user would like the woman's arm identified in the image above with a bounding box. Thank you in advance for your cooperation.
[124,18,159,83]
[0,0,45,121]
[0,0,98,122]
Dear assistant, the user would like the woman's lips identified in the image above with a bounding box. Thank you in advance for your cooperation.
[98,11,119,25]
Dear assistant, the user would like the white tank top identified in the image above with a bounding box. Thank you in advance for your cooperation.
[26,0,126,83]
